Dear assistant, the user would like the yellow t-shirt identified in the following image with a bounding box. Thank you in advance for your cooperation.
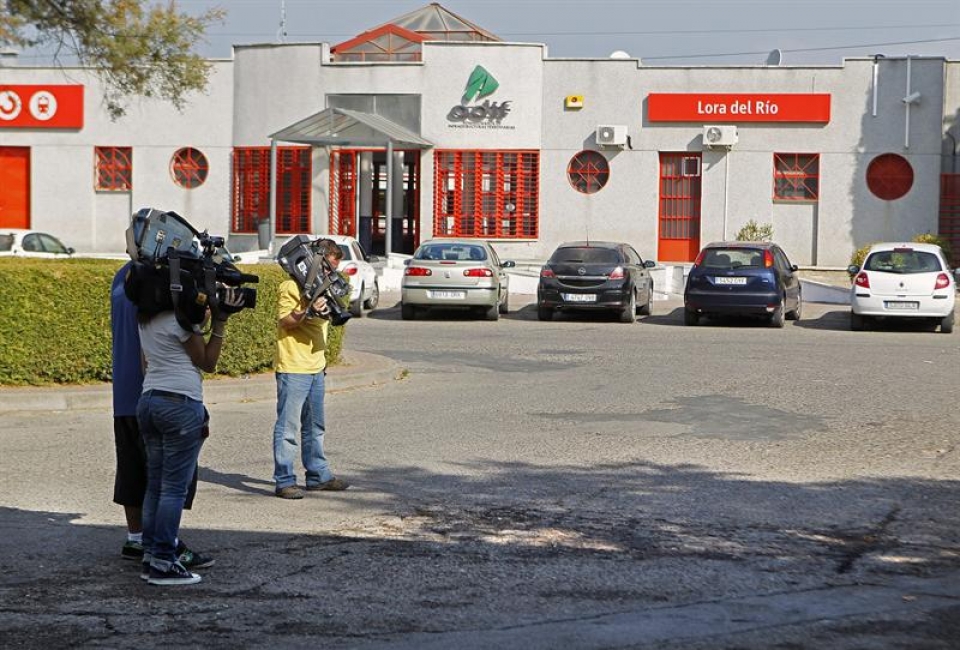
[274,279,329,374]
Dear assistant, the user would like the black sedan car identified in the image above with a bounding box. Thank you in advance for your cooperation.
[537,241,656,323]
[683,241,802,327]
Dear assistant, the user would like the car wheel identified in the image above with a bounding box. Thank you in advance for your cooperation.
[619,291,637,323]
[769,300,785,328]
[537,306,553,321]
[786,289,802,320]
[499,289,510,314]
[349,292,363,318]
[684,309,699,326]
[401,303,416,321]
[363,281,379,310]
[638,283,653,316]
[940,310,955,334]
[850,312,865,331]
[485,303,500,321]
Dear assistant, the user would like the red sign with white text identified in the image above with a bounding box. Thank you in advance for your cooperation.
[648,93,831,123]
[0,85,84,129]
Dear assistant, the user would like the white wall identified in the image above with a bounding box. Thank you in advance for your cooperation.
[1,62,234,252]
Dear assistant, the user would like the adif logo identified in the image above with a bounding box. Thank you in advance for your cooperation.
[462,65,499,103]
[448,65,512,127]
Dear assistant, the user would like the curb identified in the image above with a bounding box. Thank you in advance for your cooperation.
[0,350,403,414]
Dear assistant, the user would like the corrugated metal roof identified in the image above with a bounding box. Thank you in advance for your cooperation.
[269,107,432,148]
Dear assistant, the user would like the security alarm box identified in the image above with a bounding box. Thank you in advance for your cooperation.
[565,95,584,109]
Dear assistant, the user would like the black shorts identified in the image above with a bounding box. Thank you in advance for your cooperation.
[113,416,197,509]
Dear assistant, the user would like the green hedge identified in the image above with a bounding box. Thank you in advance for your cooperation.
[0,258,345,386]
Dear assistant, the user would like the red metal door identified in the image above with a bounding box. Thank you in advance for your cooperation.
[940,173,960,267]
[658,152,702,262]
[329,150,357,236]
[0,147,30,228]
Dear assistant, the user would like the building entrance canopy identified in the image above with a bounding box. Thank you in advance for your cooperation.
[266,107,431,255]
[269,107,433,148]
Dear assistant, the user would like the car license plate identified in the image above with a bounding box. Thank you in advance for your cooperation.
[885,301,919,311]
[562,293,597,302]
[427,290,466,300]
[715,276,747,285]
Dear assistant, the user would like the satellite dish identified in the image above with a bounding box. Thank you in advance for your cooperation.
[609,50,631,59]
[766,48,783,66]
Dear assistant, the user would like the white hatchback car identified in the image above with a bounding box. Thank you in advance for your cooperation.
[324,234,381,316]
[0,229,75,258]
[848,242,957,333]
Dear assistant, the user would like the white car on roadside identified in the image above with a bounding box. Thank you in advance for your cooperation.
[0,229,75,258]
[847,242,957,333]
[325,234,381,316]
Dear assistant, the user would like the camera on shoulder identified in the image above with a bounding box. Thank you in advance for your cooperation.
[276,235,352,326]
[123,208,258,329]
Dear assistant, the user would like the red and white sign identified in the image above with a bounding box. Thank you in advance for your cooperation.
[648,93,831,123]
[0,85,84,129]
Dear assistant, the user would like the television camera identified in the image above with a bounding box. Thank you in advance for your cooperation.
[276,235,352,326]
[124,208,258,328]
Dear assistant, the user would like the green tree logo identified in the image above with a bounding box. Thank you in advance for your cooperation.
[462,65,499,104]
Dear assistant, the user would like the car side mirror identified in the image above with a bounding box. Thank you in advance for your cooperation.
[502,260,516,268]
[643,260,656,268]
[403,258,411,266]
[67,247,76,255]
[847,264,860,274]
[367,255,381,264]
[790,264,798,272]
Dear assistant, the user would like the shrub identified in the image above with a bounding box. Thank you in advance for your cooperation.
[849,242,875,276]
[0,259,345,386]
[911,233,953,261]
[735,220,774,242]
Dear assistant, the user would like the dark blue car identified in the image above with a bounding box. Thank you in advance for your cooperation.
[683,241,802,327]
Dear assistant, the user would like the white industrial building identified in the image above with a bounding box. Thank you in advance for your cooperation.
[1,3,959,268]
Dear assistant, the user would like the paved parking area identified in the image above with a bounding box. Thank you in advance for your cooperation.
[1,290,958,648]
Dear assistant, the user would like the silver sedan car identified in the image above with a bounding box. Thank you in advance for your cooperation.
[401,239,515,321]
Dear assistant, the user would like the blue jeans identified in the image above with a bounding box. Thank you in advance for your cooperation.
[137,391,206,568]
[273,372,331,489]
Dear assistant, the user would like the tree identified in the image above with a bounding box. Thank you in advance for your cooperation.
[1,1,225,118]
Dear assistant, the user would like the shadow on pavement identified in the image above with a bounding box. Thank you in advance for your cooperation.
[2,459,959,648]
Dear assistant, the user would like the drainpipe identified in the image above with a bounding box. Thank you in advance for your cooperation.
[871,54,884,117]
[904,55,913,149]
[722,152,730,240]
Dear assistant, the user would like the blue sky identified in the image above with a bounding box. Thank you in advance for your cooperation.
[16,0,960,65]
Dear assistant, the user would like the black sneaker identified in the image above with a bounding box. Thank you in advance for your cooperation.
[177,541,216,570]
[121,540,144,561]
[147,561,201,586]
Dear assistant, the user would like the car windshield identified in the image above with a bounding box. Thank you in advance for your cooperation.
[550,247,619,264]
[0,234,13,252]
[416,244,487,261]
[699,248,764,269]
[864,250,943,274]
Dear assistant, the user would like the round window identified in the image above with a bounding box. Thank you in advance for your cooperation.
[171,147,209,189]
[866,153,913,201]
[567,150,610,194]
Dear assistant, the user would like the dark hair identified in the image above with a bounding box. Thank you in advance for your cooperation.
[315,239,343,260]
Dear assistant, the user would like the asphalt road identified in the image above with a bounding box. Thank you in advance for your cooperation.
[1,291,959,649]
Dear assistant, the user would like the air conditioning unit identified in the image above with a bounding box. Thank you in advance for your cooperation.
[596,124,628,147]
[702,125,738,148]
